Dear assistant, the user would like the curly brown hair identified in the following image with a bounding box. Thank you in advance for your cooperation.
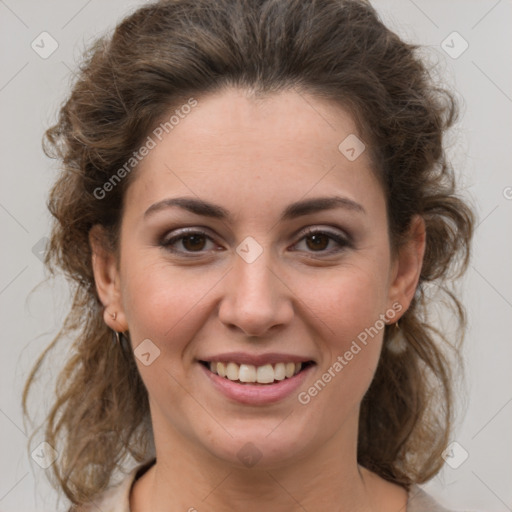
[22,0,475,508]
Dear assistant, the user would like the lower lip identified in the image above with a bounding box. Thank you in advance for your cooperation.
[199,362,315,405]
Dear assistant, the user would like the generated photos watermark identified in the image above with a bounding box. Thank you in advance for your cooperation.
[297,301,403,405]
[93,98,198,200]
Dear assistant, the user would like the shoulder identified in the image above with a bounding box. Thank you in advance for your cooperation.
[67,458,157,512]
[407,484,461,512]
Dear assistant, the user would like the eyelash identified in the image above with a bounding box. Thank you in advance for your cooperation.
[160,227,352,257]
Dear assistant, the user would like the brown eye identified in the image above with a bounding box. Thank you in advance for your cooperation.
[161,229,217,255]
[292,228,352,255]
[305,233,330,251]
[181,234,207,251]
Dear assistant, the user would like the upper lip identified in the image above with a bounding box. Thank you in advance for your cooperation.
[198,352,316,366]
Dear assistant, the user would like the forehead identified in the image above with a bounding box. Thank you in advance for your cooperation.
[149,87,363,163]
[124,87,383,219]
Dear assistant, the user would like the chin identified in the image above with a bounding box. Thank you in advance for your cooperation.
[193,419,320,470]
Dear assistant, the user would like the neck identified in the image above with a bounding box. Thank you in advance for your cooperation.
[131,410,391,512]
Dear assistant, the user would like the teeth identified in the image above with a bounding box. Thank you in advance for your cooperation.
[226,362,239,381]
[274,362,286,381]
[256,364,274,384]
[207,361,306,384]
[239,364,256,383]
[217,361,227,378]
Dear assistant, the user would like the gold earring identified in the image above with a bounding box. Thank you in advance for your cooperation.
[111,312,117,321]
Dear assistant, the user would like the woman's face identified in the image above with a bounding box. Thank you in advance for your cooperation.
[94,87,423,469]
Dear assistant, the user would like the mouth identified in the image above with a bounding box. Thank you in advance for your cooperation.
[199,360,316,385]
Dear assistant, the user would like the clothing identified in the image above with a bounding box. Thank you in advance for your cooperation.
[73,458,456,511]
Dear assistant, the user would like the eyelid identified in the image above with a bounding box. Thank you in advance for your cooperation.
[160,225,352,256]
[160,227,219,254]
[160,226,215,242]
[297,225,351,241]
[290,226,352,253]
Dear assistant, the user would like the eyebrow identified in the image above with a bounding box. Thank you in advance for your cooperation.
[144,195,366,221]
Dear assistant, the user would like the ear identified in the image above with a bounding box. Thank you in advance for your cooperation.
[89,224,128,332]
[387,215,426,316]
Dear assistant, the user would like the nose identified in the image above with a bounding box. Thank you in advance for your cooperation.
[218,246,294,337]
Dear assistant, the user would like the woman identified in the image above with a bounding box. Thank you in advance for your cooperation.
[23,0,475,510]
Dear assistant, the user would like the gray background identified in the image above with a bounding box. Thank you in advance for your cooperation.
[1,0,511,510]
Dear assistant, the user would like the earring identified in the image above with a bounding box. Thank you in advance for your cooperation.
[112,329,131,360]
[109,310,130,359]
[387,321,408,355]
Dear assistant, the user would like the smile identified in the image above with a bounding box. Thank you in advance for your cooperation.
[200,360,315,385]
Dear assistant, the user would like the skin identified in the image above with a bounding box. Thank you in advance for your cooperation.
[91,87,425,512]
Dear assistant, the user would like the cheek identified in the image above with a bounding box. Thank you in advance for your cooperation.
[297,272,388,415]
[119,257,207,346]
[311,267,388,339]
[298,259,390,397]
